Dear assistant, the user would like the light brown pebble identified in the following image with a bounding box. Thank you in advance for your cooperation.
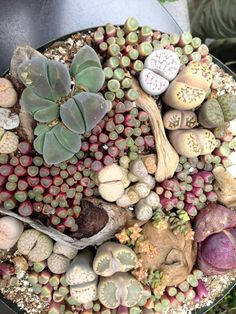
[0,78,18,108]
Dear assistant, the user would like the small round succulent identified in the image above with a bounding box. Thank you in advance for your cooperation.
[47,253,71,274]
[0,78,18,108]
[17,229,53,262]
[98,272,144,309]
[18,46,109,164]
[53,242,78,260]
[93,241,137,276]
[66,249,97,286]
[0,216,24,250]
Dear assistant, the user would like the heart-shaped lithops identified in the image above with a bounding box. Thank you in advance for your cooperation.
[0,128,19,154]
[168,130,201,158]
[93,241,137,276]
[0,108,20,130]
[163,81,205,110]
[140,69,169,96]
[163,110,198,130]
[98,273,144,309]
[198,98,224,128]
[144,49,180,81]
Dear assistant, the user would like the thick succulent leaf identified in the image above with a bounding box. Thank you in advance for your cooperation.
[20,88,58,117]
[47,61,71,99]
[34,124,51,136]
[70,46,102,77]
[33,132,46,154]
[34,104,59,123]
[17,57,54,100]
[73,92,109,132]
[43,130,74,165]
[60,98,86,134]
[75,66,105,92]
[53,123,81,153]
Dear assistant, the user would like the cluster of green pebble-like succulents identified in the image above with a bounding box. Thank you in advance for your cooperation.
[18,46,109,165]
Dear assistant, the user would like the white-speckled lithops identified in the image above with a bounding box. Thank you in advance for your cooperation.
[0,127,18,153]
[139,68,169,96]
[17,229,53,262]
[144,49,180,81]
[0,216,24,250]
[66,249,98,304]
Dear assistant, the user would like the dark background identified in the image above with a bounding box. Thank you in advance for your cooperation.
[0,0,181,75]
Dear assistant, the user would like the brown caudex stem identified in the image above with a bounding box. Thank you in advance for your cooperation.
[132,78,179,182]
[213,166,236,208]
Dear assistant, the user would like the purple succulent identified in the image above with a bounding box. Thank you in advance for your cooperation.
[194,203,236,275]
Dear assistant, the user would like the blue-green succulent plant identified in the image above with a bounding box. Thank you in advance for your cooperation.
[18,46,107,164]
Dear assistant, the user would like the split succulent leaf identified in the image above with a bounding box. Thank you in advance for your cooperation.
[70,45,105,92]
[18,57,71,101]
[20,88,59,122]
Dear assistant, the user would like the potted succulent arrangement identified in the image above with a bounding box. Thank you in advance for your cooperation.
[0,16,236,314]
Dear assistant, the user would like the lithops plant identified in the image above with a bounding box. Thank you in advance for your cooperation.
[116,159,158,211]
[168,129,216,158]
[144,49,180,81]
[18,46,109,164]
[17,229,53,262]
[163,110,198,130]
[129,158,148,178]
[198,98,224,128]
[47,242,78,274]
[98,164,125,202]
[163,61,212,110]
[139,69,169,96]
[47,253,71,274]
[70,279,98,304]
[66,249,98,304]
[0,216,24,250]
[195,203,236,275]
[93,241,137,276]
[98,272,144,309]
[140,49,181,96]
[0,128,19,153]
[198,94,236,129]
[135,191,160,221]
[0,78,18,108]
[218,94,236,121]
